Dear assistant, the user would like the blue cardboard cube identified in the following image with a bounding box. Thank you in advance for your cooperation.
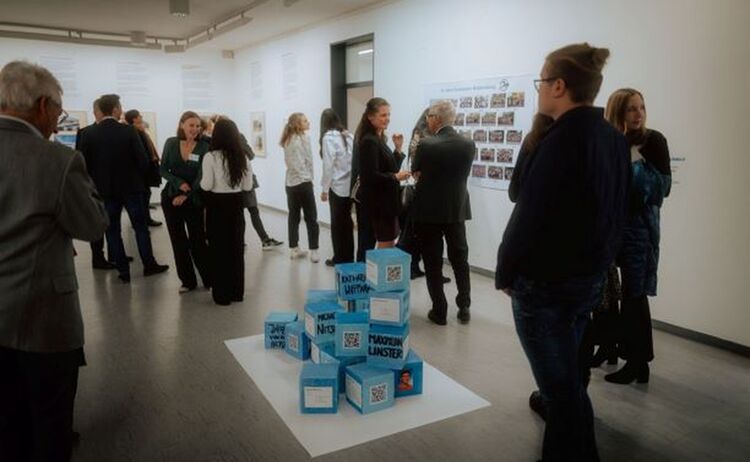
[264,312,298,349]
[319,350,367,393]
[310,338,336,364]
[335,263,373,300]
[285,321,311,360]
[367,323,410,369]
[306,289,338,304]
[352,298,370,313]
[345,363,395,414]
[365,248,411,293]
[394,350,423,398]
[299,363,339,414]
[369,289,410,326]
[335,311,369,357]
[304,301,343,344]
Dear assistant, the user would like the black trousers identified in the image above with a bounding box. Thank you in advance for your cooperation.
[620,295,654,363]
[162,195,212,289]
[104,193,157,276]
[285,182,319,249]
[398,203,423,272]
[205,192,245,305]
[328,190,354,263]
[90,238,109,264]
[0,347,82,462]
[355,202,375,262]
[415,221,471,318]
[246,206,269,242]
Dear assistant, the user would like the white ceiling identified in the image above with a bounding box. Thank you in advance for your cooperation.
[0,0,388,51]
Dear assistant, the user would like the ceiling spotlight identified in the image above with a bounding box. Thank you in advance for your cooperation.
[358,49,373,55]
[170,0,190,17]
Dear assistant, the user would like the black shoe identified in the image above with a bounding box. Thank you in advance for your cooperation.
[457,307,471,324]
[325,259,336,267]
[442,276,451,284]
[262,238,284,250]
[605,362,649,384]
[109,256,134,264]
[92,260,115,270]
[118,273,131,283]
[529,390,547,421]
[148,204,157,210]
[427,309,447,326]
[590,346,618,368]
[410,269,426,280]
[147,218,162,227]
[143,263,169,276]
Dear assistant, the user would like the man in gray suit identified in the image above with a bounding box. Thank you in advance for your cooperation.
[0,61,108,461]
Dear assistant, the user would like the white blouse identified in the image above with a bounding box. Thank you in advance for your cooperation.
[200,150,254,193]
[284,134,314,187]
[320,129,353,197]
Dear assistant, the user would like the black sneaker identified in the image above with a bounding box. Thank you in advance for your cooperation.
[262,238,283,250]
[457,307,471,324]
[427,309,447,326]
[143,263,169,276]
[325,258,336,267]
[529,391,547,421]
[147,218,163,227]
[411,269,426,280]
[92,260,115,270]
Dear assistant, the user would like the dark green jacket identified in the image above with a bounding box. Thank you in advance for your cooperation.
[160,137,210,205]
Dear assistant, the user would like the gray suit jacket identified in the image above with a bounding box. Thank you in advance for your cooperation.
[0,116,108,353]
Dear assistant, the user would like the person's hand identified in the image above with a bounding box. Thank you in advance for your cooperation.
[172,195,188,207]
[395,171,411,182]
[412,171,421,181]
[179,182,191,193]
[321,192,328,202]
[392,133,404,152]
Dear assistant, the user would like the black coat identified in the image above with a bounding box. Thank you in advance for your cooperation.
[358,133,404,219]
[79,118,149,199]
[411,126,474,223]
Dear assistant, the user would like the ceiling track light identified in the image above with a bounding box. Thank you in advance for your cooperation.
[170,0,190,17]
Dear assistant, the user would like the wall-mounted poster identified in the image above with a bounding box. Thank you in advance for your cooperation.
[249,112,266,157]
[53,110,88,148]
[423,75,536,191]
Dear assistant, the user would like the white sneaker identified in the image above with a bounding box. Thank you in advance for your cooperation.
[290,247,308,259]
[310,250,319,263]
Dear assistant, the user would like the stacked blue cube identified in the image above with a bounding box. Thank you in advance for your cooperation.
[264,312,298,349]
[285,320,311,360]
[299,363,339,413]
[345,363,395,414]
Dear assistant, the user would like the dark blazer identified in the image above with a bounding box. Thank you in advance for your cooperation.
[358,133,405,219]
[79,118,149,199]
[0,117,108,352]
[411,126,474,223]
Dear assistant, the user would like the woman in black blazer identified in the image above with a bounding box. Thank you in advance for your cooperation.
[355,97,410,247]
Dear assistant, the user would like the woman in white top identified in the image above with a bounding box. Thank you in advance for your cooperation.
[319,108,354,266]
[280,112,319,262]
[200,118,253,305]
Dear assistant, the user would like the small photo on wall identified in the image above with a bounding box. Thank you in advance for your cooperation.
[474,95,488,109]
[473,129,488,143]
[497,148,514,163]
[466,112,481,125]
[506,130,523,144]
[472,164,487,178]
[459,97,473,108]
[474,147,479,160]
[489,130,505,143]
[490,93,507,108]
[459,129,472,140]
[504,167,515,180]
[508,92,525,108]
[488,166,504,180]
[480,148,495,161]
[481,112,497,126]
[498,111,515,126]
[454,113,465,126]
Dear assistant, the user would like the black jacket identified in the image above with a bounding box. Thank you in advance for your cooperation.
[495,106,630,289]
[358,133,405,219]
[411,126,474,223]
[79,118,149,199]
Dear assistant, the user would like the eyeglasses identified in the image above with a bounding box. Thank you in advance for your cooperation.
[57,109,69,126]
[426,113,437,118]
[533,77,560,92]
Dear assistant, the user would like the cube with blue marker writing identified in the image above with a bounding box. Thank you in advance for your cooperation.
[345,363,395,414]
[285,321,310,360]
[299,363,339,414]
[335,263,373,300]
[394,350,423,398]
[264,312,298,349]
[367,323,410,369]
[365,248,411,293]
[369,289,409,327]
[310,338,336,364]
[304,301,343,344]
[335,311,369,357]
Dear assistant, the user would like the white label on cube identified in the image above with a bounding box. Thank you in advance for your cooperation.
[288,334,299,352]
[311,343,320,363]
[370,297,400,323]
[366,260,378,285]
[304,386,333,408]
[305,313,315,337]
[346,374,362,409]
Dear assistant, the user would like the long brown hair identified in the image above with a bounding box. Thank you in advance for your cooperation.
[319,108,348,159]
[355,97,389,145]
[176,110,201,140]
[605,88,647,145]
[209,118,248,188]
[279,112,306,148]
[545,43,610,104]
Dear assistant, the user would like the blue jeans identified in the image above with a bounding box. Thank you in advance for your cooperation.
[105,193,157,275]
[512,273,605,462]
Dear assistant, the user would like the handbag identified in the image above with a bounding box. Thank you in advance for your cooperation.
[350,176,361,203]
[147,161,161,187]
[252,174,259,189]
[401,183,415,210]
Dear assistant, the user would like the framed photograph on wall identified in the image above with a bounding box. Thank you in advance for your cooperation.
[249,112,266,157]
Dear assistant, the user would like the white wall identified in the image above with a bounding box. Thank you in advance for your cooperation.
[230,0,750,347]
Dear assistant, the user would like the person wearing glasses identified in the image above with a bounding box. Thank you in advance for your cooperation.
[603,88,671,385]
[78,94,168,283]
[496,43,630,461]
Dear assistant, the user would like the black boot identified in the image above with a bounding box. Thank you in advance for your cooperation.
[605,361,649,384]
[590,346,618,368]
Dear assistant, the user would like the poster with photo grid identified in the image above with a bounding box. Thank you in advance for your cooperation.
[423,75,536,191]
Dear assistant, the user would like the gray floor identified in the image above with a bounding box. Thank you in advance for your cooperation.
[71,207,750,462]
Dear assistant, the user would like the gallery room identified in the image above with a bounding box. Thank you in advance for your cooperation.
[0,0,748,461]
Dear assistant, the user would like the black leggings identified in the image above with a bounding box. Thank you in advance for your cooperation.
[285,182,319,249]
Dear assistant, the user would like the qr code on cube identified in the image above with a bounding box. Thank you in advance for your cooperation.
[370,383,388,404]
[386,265,402,283]
[288,334,298,352]
[343,331,361,349]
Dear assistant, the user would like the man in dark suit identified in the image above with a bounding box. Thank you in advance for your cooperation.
[412,100,475,325]
[0,60,109,462]
[79,94,168,282]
